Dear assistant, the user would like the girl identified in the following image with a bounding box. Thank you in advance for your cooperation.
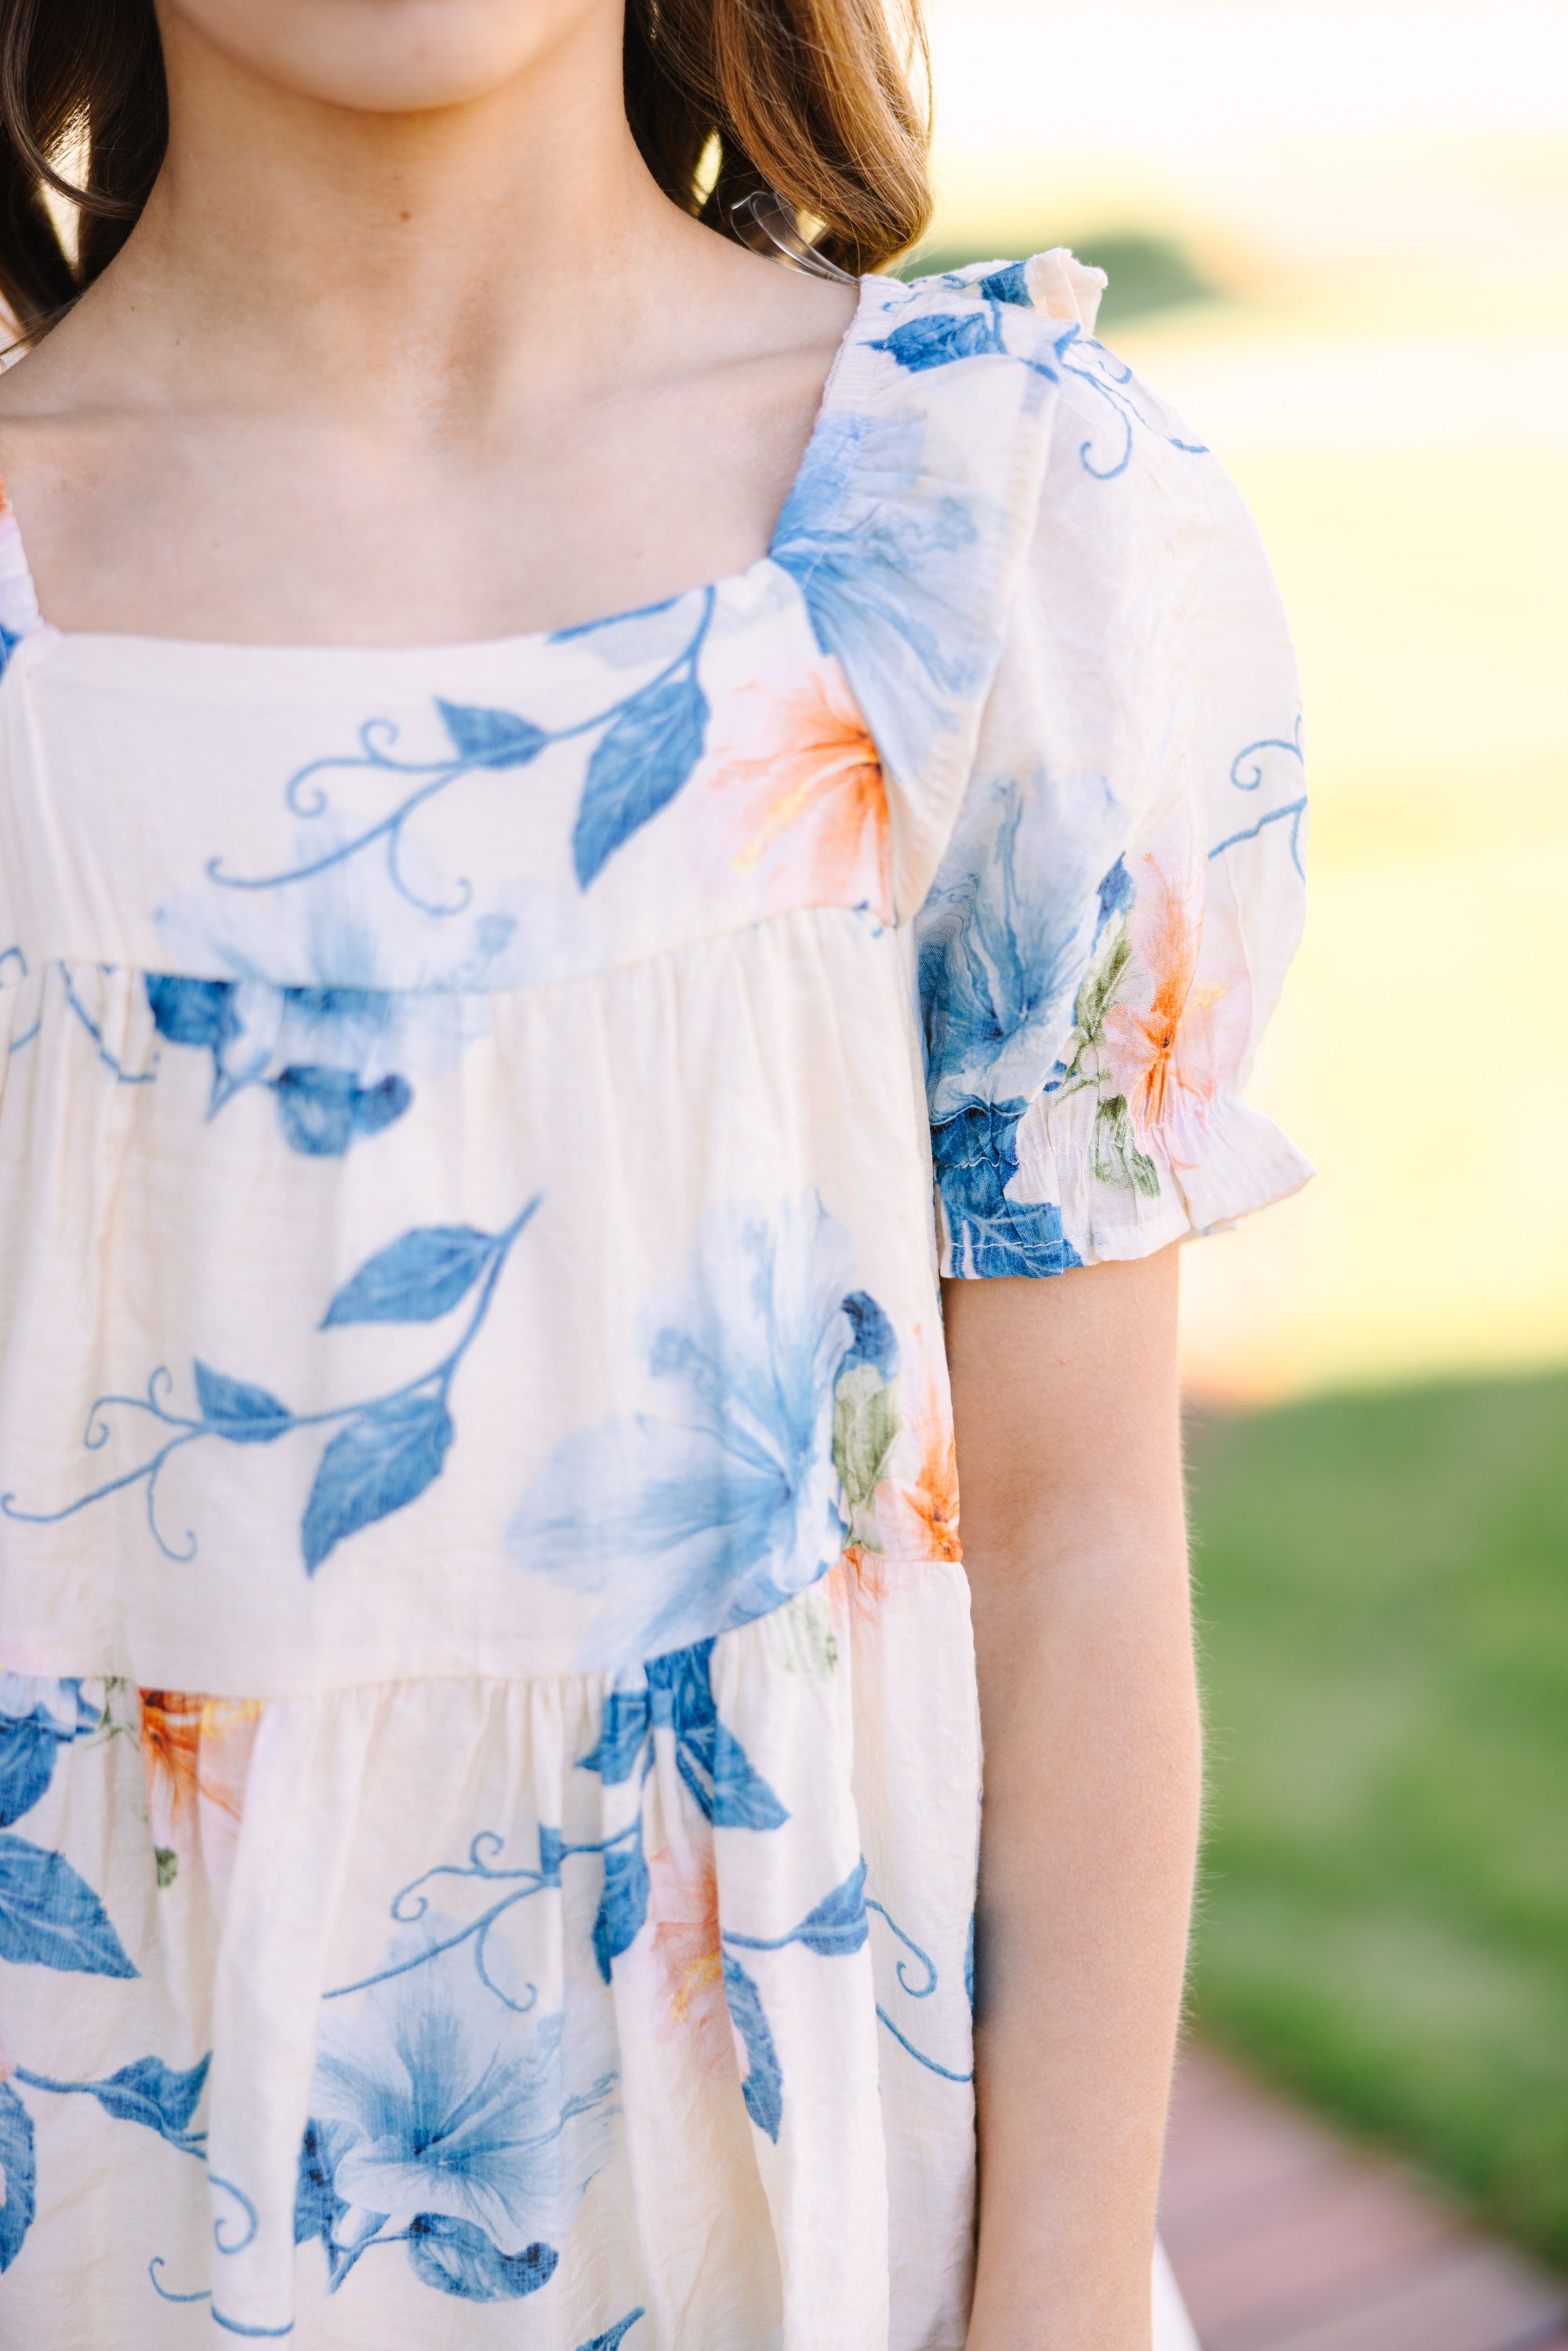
[0,2,1309,2346]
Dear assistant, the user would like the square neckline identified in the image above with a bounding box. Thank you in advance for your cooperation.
[0,271,883,669]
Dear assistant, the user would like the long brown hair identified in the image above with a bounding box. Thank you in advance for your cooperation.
[0,0,931,340]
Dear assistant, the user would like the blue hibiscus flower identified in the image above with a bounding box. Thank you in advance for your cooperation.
[146,974,417,1156]
[771,412,1004,787]
[301,1933,616,2301]
[512,1195,880,1667]
[916,768,1127,1276]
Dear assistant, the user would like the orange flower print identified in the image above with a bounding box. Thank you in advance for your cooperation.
[702,655,891,918]
[139,1689,260,1890]
[1099,854,1230,1167]
[826,1540,891,1628]
[641,1841,736,2081]
[877,1337,961,1569]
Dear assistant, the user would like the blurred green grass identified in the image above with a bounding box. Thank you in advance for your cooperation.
[1186,1370,1568,2267]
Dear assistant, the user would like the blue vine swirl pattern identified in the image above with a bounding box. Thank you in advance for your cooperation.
[203,590,716,914]
[1211,713,1308,876]
[1,1202,541,1569]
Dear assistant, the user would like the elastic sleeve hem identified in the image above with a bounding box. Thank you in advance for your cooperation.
[936,1093,1314,1279]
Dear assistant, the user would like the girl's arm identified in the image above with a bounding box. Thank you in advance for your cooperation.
[948,1246,1200,2351]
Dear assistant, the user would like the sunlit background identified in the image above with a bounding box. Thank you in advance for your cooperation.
[922,0,1568,1403]
[917,0,1568,2277]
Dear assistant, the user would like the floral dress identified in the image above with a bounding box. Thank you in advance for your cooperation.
[0,253,1308,2349]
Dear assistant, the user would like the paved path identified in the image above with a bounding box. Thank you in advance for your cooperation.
[1160,2047,1568,2351]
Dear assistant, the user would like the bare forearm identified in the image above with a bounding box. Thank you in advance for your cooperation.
[967,1529,1200,2347]
[946,1253,1200,2351]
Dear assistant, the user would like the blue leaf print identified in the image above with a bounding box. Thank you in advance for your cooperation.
[0,1674,100,1827]
[144,973,238,1050]
[840,1290,898,1380]
[551,596,680,643]
[704,1725,790,1831]
[724,1859,870,1961]
[322,1224,497,1328]
[579,1689,652,1784]
[514,1195,870,1667]
[0,1833,137,1976]
[436,700,550,770]
[1095,854,1135,935]
[407,2214,558,2302]
[0,1722,59,1828]
[578,2315,646,2351]
[572,667,709,888]
[301,1392,454,1574]
[721,1955,783,2141]
[870,308,1007,372]
[977,260,1033,306]
[591,1827,650,1983]
[5,1203,539,1573]
[790,1859,870,1957]
[273,1066,412,1156]
[580,1643,788,1838]
[43,2052,210,2143]
[0,2084,36,2273]
[193,1362,292,1445]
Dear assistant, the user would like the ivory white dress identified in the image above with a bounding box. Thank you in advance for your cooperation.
[0,253,1306,2347]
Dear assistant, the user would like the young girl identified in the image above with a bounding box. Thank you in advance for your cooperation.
[0,3,1308,2346]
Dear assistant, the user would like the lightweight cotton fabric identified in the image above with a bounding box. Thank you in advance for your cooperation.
[0,254,1308,2349]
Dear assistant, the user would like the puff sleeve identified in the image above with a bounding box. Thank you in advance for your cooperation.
[915,338,1313,1278]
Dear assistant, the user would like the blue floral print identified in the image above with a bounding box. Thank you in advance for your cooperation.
[918,771,1127,1276]
[721,1856,973,2088]
[297,1927,616,2302]
[0,1675,135,1984]
[145,974,414,1155]
[1212,715,1308,876]
[581,1641,787,1834]
[3,956,156,1081]
[578,1638,788,1986]
[576,2315,645,2351]
[2,1202,541,1569]
[1053,333,1210,481]
[0,1673,99,1828]
[771,412,1004,787]
[205,591,714,914]
[512,1195,902,1667]
[0,253,1306,2342]
[0,1674,219,2280]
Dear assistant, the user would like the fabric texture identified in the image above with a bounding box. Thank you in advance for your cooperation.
[0,252,1306,2347]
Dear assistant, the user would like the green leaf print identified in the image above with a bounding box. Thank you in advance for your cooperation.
[833,1364,901,1525]
[1094,1095,1161,1198]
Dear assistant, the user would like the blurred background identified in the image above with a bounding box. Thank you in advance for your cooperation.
[915,0,1568,2288]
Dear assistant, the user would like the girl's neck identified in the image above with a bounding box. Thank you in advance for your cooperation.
[65,4,681,428]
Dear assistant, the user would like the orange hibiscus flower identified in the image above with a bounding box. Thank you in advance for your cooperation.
[703,655,891,919]
[826,1539,891,1627]
[879,1341,961,1568]
[139,1689,260,1884]
[1099,854,1229,1166]
[641,1841,736,2081]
